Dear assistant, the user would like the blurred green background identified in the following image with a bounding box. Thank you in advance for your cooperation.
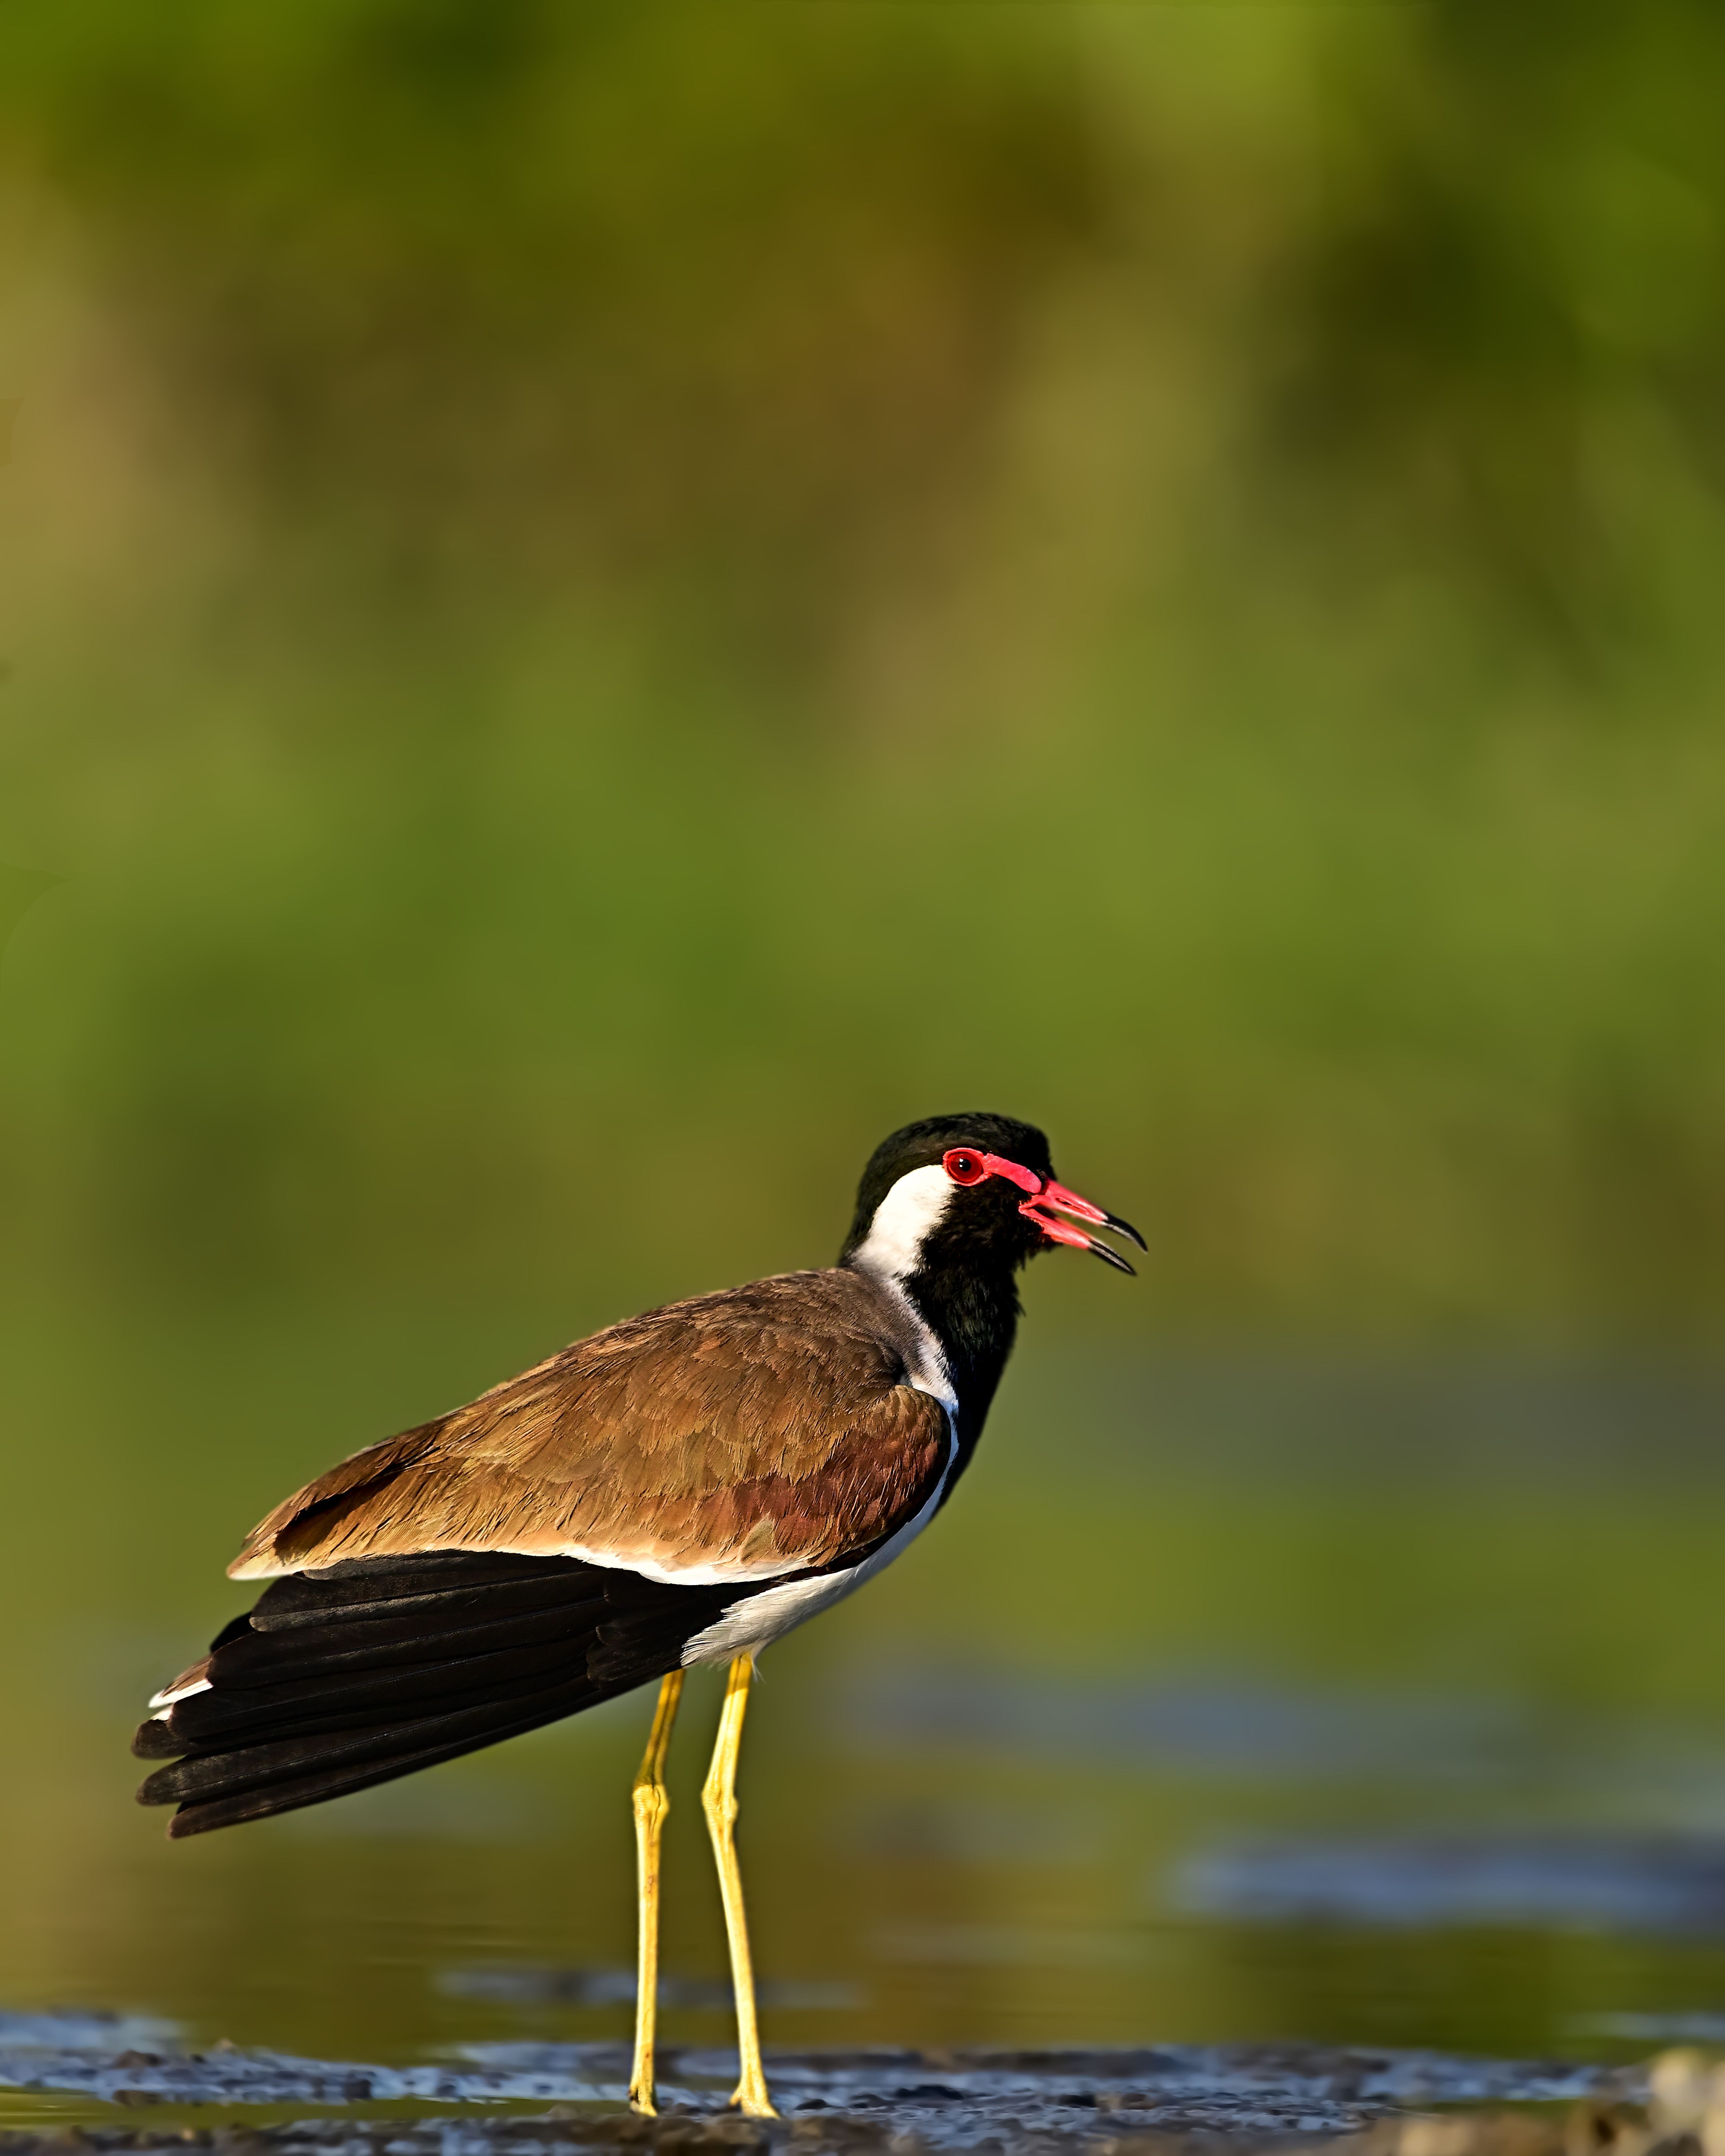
[5,0,1725,2104]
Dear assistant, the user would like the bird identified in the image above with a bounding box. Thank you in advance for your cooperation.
[133,1112,1142,2118]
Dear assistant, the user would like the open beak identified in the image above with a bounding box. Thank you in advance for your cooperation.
[1020,1178,1146,1276]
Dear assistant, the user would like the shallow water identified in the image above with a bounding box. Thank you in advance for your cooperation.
[5,1306,1725,2128]
[0,2009,1646,2145]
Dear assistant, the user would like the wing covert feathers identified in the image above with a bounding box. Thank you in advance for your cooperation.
[229,1269,948,1582]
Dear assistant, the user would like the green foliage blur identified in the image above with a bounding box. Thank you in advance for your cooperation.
[3,0,1725,1341]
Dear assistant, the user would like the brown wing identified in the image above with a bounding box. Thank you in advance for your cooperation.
[229,1269,949,1583]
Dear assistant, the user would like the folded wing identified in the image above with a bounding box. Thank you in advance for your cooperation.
[230,1268,949,1584]
[137,1268,950,1835]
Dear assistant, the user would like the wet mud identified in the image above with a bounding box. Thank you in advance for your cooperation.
[0,2019,1661,2156]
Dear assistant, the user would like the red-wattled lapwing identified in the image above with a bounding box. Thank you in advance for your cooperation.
[134,1114,1141,2117]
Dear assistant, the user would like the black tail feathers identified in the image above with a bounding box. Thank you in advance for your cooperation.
[134,1551,735,1837]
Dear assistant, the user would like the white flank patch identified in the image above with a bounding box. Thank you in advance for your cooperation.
[235,1540,823,1588]
[848,1163,953,1285]
[679,1415,956,1665]
[147,1675,212,1715]
[234,1524,948,1592]
[548,1542,815,1587]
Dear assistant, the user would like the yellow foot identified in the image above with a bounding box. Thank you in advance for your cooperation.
[729,2081,779,2119]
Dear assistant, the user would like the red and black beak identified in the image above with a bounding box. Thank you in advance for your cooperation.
[943,1149,1146,1275]
[1020,1175,1146,1274]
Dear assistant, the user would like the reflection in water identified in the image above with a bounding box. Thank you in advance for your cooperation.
[870,1923,1154,1970]
[843,1801,1103,1866]
[849,1666,1725,1823]
[1178,1834,1725,1936]
[842,1666,1525,1781]
[440,1969,860,2011]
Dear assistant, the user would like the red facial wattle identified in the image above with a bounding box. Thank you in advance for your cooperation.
[940,1149,1145,1274]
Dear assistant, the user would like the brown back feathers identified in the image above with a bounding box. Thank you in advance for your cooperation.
[230,1270,948,1583]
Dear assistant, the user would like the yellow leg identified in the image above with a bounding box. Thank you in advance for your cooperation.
[701,1653,778,2118]
[629,1669,685,2116]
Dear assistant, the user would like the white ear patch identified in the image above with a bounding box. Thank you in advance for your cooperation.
[849,1163,954,1284]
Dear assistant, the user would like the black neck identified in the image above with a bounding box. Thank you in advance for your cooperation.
[898,1260,1022,1460]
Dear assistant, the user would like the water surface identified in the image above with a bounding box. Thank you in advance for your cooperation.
[4,1308,1724,2122]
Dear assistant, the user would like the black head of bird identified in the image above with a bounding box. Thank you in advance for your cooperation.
[841,1112,1143,1435]
[843,1110,1143,1279]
